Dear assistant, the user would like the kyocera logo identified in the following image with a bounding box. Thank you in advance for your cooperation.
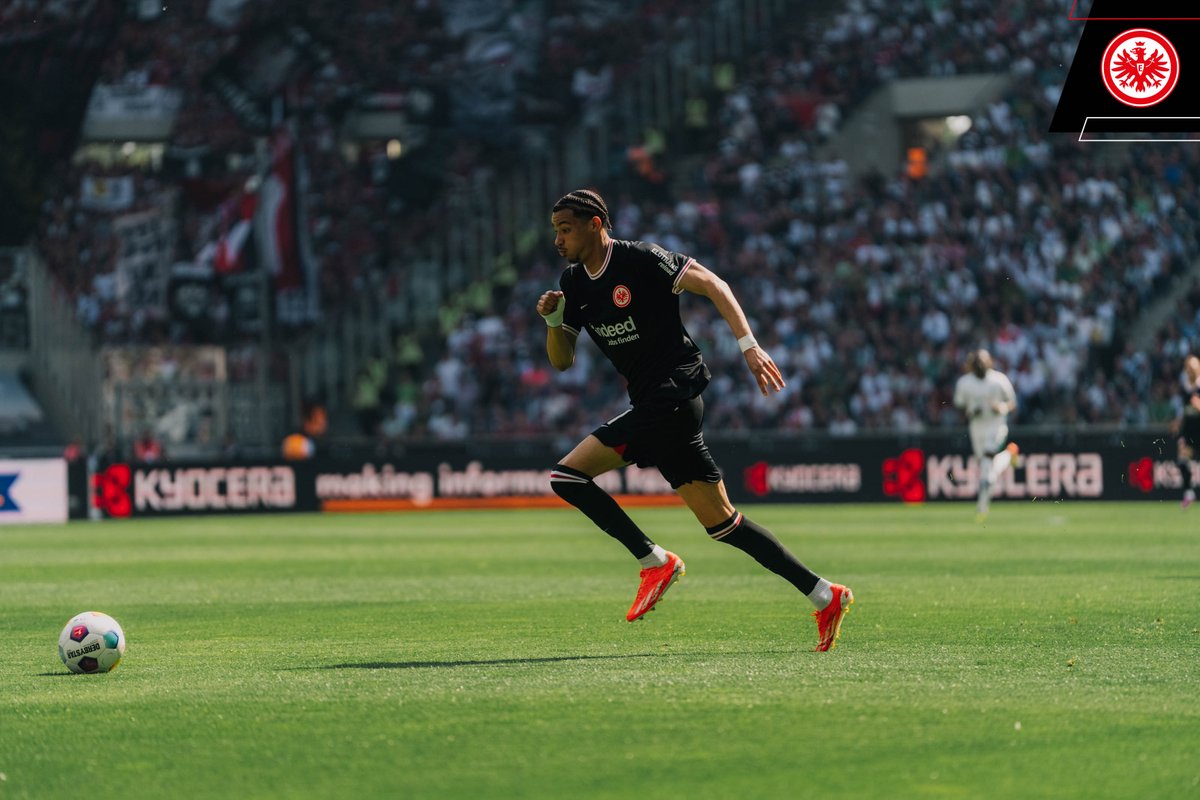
[1127,457,1199,493]
[136,466,296,511]
[928,453,1103,499]
[93,464,133,517]
[882,449,926,503]
[744,461,862,496]
[93,464,297,515]
[884,450,1104,501]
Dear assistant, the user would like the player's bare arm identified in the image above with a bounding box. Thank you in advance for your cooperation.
[991,398,1016,415]
[677,261,785,396]
[537,289,577,371]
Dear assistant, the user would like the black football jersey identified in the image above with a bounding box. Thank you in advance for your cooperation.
[559,239,710,405]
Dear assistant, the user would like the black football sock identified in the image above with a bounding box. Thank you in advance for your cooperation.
[1181,459,1198,497]
[550,464,655,559]
[707,511,820,594]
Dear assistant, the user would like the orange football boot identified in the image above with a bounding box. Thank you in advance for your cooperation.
[626,552,685,622]
[1005,441,1021,469]
[813,584,854,651]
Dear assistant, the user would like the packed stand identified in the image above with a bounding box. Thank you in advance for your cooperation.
[34,0,694,345]
[1123,278,1200,427]
[369,0,1200,441]
[32,0,1196,438]
[0,0,97,30]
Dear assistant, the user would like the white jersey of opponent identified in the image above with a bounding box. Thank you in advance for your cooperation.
[954,369,1016,457]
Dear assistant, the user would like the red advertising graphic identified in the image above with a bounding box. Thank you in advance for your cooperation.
[1128,457,1154,492]
[93,463,133,518]
[744,461,769,497]
[1125,456,1198,493]
[882,448,926,503]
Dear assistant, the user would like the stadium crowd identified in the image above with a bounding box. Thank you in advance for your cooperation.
[363,0,1200,441]
[26,0,1200,443]
[33,0,698,338]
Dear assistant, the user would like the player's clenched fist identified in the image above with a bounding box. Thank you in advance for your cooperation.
[538,290,565,327]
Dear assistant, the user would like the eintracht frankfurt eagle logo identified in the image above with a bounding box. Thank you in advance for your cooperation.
[612,284,631,307]
[1102,29,1179,107]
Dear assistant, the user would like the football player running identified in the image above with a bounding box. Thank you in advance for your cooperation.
[953,349,1019,520]
[537,188,852,651]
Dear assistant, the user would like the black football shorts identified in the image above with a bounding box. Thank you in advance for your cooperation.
[592,395,722,488]
[1182,415,1200,448]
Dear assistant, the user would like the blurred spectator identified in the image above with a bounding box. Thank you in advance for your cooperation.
[351,367,381,436]
[133,428,165,462]
[63,437,85,463]
[301,399,329,440]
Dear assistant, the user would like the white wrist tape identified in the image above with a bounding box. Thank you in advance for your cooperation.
[737,334,759,353]
[541,302,565,328]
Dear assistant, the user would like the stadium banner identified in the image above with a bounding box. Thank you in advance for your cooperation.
[0,458,68,524]
[313,457,681,512]
[313,430,1192,511]
[70,429,1196,520]
[166,261,216,334]
[79,174,135,212]
[204,22,333,133]
[709,431,1190,505]
[91,461,317,518]
[84,84,182,122]
[112,201,175,320]
[82,84,182,141]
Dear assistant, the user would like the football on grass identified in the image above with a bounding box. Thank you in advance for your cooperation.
[58,611,126,674]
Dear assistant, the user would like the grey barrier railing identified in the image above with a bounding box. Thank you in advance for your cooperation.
[22,247,104,447]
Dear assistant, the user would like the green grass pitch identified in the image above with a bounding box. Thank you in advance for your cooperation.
[1,502,1198,799]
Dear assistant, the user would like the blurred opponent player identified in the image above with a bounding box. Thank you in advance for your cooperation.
[953,349,1019,519]
[536,188,852,651]
[1171,355,1200,509]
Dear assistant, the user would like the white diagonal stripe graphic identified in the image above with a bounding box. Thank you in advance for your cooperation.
[634,580,664,616]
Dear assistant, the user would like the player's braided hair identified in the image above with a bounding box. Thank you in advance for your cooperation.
[553,189,612,231]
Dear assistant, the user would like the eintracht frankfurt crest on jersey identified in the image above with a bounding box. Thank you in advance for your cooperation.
[612,284,631,307]
[1102,28,1179,107]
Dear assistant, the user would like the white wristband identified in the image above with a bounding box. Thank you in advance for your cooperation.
[737,334,759,353]
[540,302,565,328]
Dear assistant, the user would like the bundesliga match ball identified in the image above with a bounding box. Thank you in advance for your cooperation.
[58,611,126,674]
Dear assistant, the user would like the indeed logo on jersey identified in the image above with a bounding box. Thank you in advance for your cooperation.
[589,315,640,345]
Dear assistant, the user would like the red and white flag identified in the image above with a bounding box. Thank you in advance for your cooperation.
[256,127,301,290]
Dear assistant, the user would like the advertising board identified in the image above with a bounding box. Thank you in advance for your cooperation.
[74,429,1196,519]
[91,461,317,518]
[0,458,68,524]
